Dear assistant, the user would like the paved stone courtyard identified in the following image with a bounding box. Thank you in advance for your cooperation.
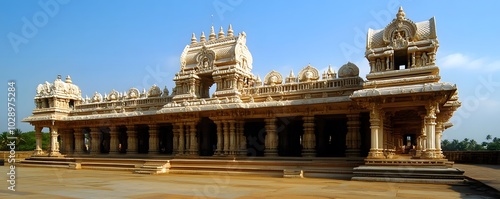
[0,166,497,199]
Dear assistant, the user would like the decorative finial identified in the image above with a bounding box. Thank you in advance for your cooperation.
[227,24,234,37]
[209,26,216,41]
[289,70,295,78]
[200,31,206,42]
[57,74,62,80]
[191,33,197,44]
[327,65,334,74]
[397,6,405,20]
[65,75,72,83]
[218,26,225,39]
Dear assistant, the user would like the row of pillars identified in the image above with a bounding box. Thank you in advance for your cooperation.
[33,114,364,157]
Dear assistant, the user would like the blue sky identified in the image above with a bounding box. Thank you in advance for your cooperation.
[1,0,499,142]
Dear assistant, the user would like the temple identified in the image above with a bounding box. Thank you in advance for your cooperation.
[22,8,463,181]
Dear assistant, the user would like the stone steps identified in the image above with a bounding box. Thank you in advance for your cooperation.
[18,156,363,179]
[352,165,465,184]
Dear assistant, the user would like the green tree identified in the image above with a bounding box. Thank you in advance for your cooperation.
[0,129,26,150]
[486,137,500,150]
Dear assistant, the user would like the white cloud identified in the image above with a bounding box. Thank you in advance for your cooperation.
[439,53,500,71]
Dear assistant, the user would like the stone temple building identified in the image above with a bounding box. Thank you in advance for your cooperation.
[23,8,462,179]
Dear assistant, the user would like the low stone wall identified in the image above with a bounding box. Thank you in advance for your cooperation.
[0,151,34,162]
[444,151,500,165]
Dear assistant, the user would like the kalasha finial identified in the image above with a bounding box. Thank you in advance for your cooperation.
[227,24,234,37]
[289,69,295,78]
[65,75,72,83]
[218,26,225,39]
[191,33,197,44]
[396,6,405,20]
[200,31,206,42]
[209,26,216,41]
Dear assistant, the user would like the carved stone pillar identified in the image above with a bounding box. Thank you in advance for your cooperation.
[435,122,444,158]
[90,127,101,155]
[346,114,361,157]
[109,126,119,154]
[74,128,84,155]
[368,105,383,158]
[34,126,44,155]
[215,121,223,155]
[172,124,179,155]
[49,127,61,156]
[177,123,185,155]
[229,120,236,155]
[238,121,246,156]
[302,116,316,157]
[378,110,385,153]
[148,124,158,154]
[126,125,137,154]
[264,118,278,156]
[223,121,230,155]
[189,122,198,155]
[423,103,438,159]
[185,125,191,153]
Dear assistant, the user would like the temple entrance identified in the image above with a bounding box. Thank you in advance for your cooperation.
[159,124,173,154]
[100,127,110,154]
[137,125,149,154]
[402,134,416,154]
[244,119,266,156]
[277,117,303,157]
[315,115,348,157]
[118,126,127,153]
[198,117,217,156]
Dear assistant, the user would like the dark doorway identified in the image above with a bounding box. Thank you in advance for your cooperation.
[159,124,173,154]
[118,126,127,153]
[315,115,348,157]
[359,112,371,157]
[100,127,110,154]
[277,117,303,157]
[137,125,149,154]
[244,119,266,156]
[198,117,217,156]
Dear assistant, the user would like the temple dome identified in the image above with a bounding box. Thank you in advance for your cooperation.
[338,62,359,78]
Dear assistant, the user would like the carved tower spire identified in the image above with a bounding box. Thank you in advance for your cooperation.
[218,26,225,39]
[209,26,216,41]
[227,24,234,37]
[191,33,197,44]
[200,31,206,42]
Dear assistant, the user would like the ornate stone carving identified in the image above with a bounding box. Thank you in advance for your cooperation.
[127,88,140,99]
[195,45,216,71]
[148,84,162,97]
[382,7,417,47]
[91,92,102,103]
[298,64,319,82]
[107,89,119,101]
[264,70,283,86]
